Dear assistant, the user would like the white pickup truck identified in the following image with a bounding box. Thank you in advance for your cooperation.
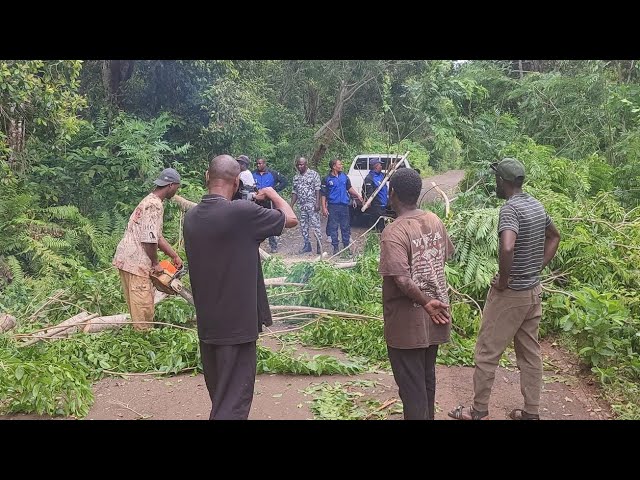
[346,153,412,226]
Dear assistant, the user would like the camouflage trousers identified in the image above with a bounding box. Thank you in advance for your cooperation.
[299,206,322,245]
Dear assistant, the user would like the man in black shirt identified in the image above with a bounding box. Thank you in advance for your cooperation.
[183,154,298,420]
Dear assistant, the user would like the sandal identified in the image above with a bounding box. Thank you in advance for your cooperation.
[508,409,540,420]
[447,405,489,420]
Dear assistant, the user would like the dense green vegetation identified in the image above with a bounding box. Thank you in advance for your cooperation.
[2,60,640,418]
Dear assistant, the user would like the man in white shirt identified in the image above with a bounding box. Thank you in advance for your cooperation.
[237,155,255,187]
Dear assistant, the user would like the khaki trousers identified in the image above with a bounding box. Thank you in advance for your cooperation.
[473,284,543,415]
[119,270,154,331]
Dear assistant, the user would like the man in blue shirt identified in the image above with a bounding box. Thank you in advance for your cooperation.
[321,158,363,255]
[363,157,389,232]
[253,157,288,253]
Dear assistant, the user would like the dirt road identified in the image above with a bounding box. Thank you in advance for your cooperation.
[267,169,466,260]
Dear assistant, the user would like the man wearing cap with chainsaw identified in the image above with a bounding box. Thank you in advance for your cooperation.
[112,168,183,331]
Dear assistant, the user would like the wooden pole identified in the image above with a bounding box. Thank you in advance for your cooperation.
[430,181,451,217]
[360,151,410,212]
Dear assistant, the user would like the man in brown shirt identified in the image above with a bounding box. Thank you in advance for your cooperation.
[379,168,454,420]
[112,168,183,331]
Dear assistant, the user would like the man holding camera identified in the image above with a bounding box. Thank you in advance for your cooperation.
[183,155,298,420]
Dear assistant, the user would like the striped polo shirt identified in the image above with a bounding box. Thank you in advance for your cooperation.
[498,193,552,290]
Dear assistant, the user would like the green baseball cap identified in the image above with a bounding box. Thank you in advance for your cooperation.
[490,158,525,182]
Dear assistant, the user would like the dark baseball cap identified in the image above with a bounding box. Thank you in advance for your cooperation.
[236,155,250,166]
[153,168,181,187]
[370,157,382,167]
[490,158,525,182]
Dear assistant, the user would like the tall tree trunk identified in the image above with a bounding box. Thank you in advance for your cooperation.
[518,60,524,79]
[310,72,378,169]
[6,104,25,170]
[279,60,301,105]
[102,60,135,108]
[304,82,320,125]
[310,81,348,169]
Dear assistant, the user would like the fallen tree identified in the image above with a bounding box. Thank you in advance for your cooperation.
[16,291,169,346]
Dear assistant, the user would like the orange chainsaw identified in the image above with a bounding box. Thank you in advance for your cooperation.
[150,260,194,305]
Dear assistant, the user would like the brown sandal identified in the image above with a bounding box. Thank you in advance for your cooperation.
[448,405,489,420]
[508,409,540,420]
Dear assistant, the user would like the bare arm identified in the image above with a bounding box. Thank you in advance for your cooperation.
[542,222,561,269]
[142,242,162,273]
[496,229,516,290]
[158,235,176,259]
[261,187,298,228]
[290,192,298,208]
[158,235,183,268]
[322,195,328,216]
[315,189,321,212]
[392,276,450,324]
[393,275,434,306]
[348,186,363,203]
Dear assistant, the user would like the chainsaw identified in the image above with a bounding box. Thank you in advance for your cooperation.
[150,260,194,305]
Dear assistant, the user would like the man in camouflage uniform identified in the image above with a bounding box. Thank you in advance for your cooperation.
[290,157,322,254]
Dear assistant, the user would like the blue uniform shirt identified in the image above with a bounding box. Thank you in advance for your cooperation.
[253,170,276,189]
[321,172,352,205]
[370,170,388,207]
[252,169,287,192]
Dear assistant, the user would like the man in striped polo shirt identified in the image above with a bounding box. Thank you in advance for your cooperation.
[449,158,561,420]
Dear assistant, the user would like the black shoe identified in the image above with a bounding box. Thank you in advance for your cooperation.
[298,242,312,254]
[332,245,339,255]
[270,246,278,254]
[316,240,322,254]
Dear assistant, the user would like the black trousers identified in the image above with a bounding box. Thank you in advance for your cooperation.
[257,200,278,250]
[199,341,257,420]
[387,345,439,420]
[368,205,387,233]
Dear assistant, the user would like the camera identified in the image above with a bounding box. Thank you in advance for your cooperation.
[235,180,258,202]
[240,186,258,202]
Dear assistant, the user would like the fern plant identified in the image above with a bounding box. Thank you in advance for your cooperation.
[446,207,499,297]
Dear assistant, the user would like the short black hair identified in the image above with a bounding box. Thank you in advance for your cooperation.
[329,158,339,170]
[389,168,422,205]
